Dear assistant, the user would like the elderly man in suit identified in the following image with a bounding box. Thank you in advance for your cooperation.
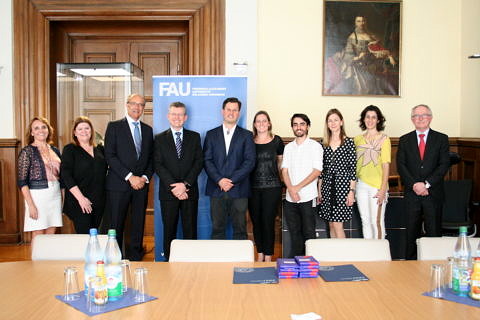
[104,93,153,261]
[153,102,203,261]
[203,97,256,239]
[397,104,450,260]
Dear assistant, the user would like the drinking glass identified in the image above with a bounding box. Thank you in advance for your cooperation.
[63,266,80,301]
[87,276,107,313]
[429,264,445,298]
[121,259,132,293]
[134,267,149,302]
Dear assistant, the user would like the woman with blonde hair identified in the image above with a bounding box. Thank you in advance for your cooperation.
[318,109,356,238]
[61,116,107,233]
[17,117,63,240]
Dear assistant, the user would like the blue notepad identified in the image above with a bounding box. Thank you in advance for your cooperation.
[318,264,369,282]
[233,267,279,284]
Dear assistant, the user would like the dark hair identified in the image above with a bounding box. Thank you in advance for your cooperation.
[359,105,386,131]
[290,113,311,127]
[252,110,273,138]
[323,109,347,147]
[26,117,54,145]
[222,97,242,111]
[72,116,95,146]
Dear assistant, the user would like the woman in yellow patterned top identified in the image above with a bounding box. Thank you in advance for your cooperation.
[354,105,391,239]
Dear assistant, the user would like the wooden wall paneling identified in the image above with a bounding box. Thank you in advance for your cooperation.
[0,140,21,244]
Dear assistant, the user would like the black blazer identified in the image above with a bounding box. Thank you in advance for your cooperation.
[61,143,107,218]
[153,128,203,201]
[396,129,450,200]
[104,118,154,192]
[203,125,256,198]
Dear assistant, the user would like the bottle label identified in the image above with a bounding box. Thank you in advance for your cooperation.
[452,266,470,295]
[471,279,480,300]
[84,265,96,294]
[106,265,123,300]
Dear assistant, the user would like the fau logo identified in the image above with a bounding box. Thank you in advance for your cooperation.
[158,82,191,96]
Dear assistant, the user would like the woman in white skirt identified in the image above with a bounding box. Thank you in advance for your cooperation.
[354,105,391,239]
[17,117,63,240]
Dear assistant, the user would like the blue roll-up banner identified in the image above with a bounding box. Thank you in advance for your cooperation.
[152,76,248,261]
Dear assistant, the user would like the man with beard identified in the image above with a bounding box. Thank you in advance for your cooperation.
[281,113,323,257]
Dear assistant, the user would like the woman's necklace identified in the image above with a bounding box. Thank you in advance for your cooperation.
[36,143,54,177]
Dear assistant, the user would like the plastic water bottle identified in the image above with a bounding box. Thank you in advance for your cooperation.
[104,229,123,301]
[84,228,102,294]
[452,226,471,296]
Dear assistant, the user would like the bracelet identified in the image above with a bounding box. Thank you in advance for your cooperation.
[349,188,355,192]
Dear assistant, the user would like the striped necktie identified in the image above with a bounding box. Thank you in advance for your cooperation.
[175,131,182,158]
[133,122,142,159]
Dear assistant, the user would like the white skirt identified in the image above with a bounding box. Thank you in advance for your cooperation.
[24,181,63,232]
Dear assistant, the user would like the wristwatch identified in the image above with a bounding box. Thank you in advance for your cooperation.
[183,181,191,188]
[425,181,431,189]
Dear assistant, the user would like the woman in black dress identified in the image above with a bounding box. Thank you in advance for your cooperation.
[249,111,284,262]
[318,109,356,238]
[61,116,107,233]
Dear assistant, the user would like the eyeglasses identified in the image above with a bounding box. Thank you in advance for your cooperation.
[128,102,146,107]
[411,114,432,119]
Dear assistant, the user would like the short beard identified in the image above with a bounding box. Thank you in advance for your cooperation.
[294,129,308,138]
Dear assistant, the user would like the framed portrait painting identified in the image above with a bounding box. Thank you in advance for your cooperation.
[323,0,402,97]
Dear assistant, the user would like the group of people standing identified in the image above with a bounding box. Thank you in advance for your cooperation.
[17,93,449,261]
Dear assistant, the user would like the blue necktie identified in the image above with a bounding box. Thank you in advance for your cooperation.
[133,122,142,159]
[175,131,182,158]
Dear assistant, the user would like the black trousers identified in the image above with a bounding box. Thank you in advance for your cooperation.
[107,187,148,261]
[160,199,198,261]
[283,200,316,257]
[70,207,103,234]
[210,195,248,240]
[248,187,281,255]
[405,193,443,260]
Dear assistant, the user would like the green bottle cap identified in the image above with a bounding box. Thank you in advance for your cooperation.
[108,229,117,237]
[459,226,468,233]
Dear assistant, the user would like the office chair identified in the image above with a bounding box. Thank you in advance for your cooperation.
[305,238,391,262]
[442,179,476,237]
[31,234,108,261]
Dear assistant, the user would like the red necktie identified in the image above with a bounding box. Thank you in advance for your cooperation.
[419,134,426,160]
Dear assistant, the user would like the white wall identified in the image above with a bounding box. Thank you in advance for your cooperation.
[225,0,257,128]
[461,0,480,137]
[0,0,13,138]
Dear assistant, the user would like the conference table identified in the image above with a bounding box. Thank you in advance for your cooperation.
[0,260,477,319]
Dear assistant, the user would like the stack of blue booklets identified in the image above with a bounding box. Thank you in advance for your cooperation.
[276,258,299,278]
[295,256,320,278]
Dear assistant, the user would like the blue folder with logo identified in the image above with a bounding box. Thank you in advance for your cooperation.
[318,264,369,282]
[233,267,279,284]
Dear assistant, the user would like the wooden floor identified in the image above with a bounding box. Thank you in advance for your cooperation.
[0,236,282,262]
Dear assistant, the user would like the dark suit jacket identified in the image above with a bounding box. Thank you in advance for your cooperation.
[104,118,153,192]
[153,128,203,201]
[396,129,450,200]
[203,125,256,198]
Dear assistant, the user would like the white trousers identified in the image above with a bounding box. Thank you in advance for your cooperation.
[356,179,387,239]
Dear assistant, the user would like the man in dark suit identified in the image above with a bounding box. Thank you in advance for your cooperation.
[397,104,450,260]
[104,93,153,261]
[153,102,203,261]
[203,97,256,239]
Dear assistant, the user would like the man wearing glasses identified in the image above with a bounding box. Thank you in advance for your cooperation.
[104,93,154,260]
[281,113,323,257]
[397,104,450,260]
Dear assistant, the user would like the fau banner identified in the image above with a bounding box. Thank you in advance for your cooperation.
[152,76,248,261]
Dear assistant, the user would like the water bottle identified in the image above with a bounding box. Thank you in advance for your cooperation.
[452,226,471,296]
[84,228,102,294]
[104,229,123,301]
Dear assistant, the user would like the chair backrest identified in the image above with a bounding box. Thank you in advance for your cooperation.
[417,237,480,260]
[31,234,108,261]
[169,239,254,262]
[305,239,392,262]
[442,180,473,223]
